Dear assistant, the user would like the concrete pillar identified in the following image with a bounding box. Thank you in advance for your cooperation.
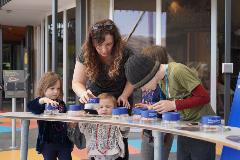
[89,0,111,25]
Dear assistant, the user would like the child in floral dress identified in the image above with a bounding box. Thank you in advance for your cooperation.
[79,93,129,160]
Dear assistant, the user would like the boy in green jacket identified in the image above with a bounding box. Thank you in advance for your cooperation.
[125,47,215,160]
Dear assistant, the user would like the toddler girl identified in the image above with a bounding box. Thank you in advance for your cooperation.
[28,72,73,160]
[79,93,129,160]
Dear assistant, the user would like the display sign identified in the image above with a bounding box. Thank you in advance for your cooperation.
[3,70,28,98]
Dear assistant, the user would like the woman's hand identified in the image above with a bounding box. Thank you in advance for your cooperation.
[117,94,130,108]
[79,89,95,104]
[152,100,176,113]
[117,81,133,108]
[39,97,59,106]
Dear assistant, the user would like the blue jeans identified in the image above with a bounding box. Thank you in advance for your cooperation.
[42,143,72,160]
[177,136,215,160]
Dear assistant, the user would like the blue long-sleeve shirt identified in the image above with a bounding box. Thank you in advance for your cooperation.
[28,97,73,153]
[143,85,166,136]
[152,85,166,102]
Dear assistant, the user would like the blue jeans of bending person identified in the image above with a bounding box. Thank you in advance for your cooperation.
[42,143,72,160]
[177,136,215,160]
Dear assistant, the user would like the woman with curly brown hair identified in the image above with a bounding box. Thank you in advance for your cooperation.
[72,19,134,108]
[72,19,134,160]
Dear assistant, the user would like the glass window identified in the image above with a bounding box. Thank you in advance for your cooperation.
[114,0,156,104]
[48,12,64,75]
[48,15,52,72]
[230,0,240,97]
[114,0,156,54]
[162,0,211,91]
[217,0,240,116]
[217,0,226,117]
[56,12,64,76]
[67,8,76,105]
[48,9,76,105]
[2,44,12,70]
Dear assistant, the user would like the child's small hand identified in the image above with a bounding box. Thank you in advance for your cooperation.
[135,103,154,110]
[135,103,146,108]
[39,97,59,106]
[68,122,77,128]
[79,110,87,116]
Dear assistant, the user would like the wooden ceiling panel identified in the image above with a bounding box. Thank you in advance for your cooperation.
[2,25,26,43]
